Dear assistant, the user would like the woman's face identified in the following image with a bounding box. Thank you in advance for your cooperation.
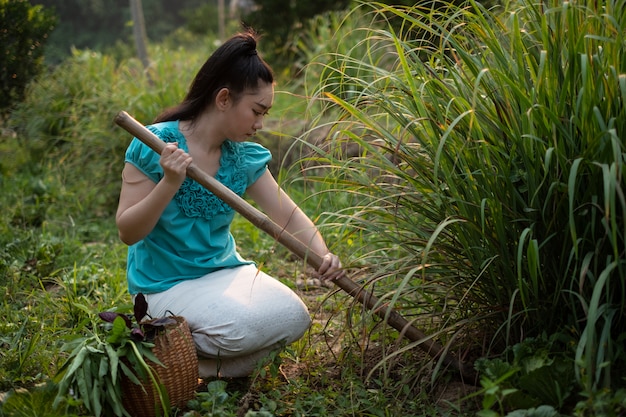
[223,81,274,142]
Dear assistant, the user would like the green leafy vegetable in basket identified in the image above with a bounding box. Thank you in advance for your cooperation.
[53,293,175,417]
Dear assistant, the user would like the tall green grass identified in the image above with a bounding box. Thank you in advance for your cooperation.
[295,0,626,395]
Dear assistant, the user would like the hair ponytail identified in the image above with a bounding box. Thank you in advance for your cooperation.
[154,29,273,123]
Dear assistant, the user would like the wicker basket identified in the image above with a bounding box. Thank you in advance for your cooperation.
[121,316,198,417]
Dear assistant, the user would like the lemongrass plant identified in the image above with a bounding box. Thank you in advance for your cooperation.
[294,0,626,394]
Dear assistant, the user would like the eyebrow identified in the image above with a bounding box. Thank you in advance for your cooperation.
[254,101,272,111]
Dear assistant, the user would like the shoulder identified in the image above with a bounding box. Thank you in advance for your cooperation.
[145,120,183,143]
[127,121,182,154]
[221,141,271,188]
[124,121,182,180]
[225,141,271,162]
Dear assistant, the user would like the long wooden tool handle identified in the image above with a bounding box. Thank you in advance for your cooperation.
[114,110,475,381]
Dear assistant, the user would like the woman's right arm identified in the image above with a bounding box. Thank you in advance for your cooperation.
[116,143,192,245]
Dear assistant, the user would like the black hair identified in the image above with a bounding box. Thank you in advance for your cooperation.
[154,29,273,123]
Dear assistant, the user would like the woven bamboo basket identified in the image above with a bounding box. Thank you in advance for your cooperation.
[121,316,198,417]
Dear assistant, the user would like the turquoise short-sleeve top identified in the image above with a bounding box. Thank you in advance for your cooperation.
[123,120,272,294]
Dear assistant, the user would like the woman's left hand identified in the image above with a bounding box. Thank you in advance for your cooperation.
[316,252,345,281]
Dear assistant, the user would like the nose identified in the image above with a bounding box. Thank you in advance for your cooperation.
[253,115,264,130]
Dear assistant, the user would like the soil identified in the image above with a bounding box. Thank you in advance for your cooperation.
[226,267,482,415]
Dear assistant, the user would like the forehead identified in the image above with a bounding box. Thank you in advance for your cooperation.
[242,82,274,108]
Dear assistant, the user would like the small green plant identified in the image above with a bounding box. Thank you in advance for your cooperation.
[0,321,41,386]
[573,387,626,417]
[470,336,577,415]
[0,381,80,417]
[53,294,174,417]
[185,380,239,417]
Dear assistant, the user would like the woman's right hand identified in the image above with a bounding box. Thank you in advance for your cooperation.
[160,142,193,186]
[316,252,345,282]
[116,143,193,245]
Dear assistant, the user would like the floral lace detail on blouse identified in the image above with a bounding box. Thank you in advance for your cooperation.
[147,125,248,220]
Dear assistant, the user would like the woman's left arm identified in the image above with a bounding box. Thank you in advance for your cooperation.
[246,170,344,280]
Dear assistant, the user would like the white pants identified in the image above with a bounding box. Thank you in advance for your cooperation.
[142,264,312,378]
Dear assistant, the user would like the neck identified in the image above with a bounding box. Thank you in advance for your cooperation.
[181,117,224,151]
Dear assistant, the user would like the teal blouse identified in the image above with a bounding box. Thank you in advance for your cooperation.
[124,120,272,294]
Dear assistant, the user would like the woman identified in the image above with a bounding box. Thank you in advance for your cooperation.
[116,30,344,378]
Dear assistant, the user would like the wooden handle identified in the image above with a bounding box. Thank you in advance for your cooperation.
[114,110,476,382]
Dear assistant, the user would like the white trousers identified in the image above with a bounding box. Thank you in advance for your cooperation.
[142,264,312,378]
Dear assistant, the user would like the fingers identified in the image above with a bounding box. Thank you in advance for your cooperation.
[160,143,192,183]
[317,252,346,282]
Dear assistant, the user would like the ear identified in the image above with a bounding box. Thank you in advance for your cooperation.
[215,88,231,110]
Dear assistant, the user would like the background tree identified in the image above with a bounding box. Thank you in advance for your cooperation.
[30,0,207,63]
[240,0,351,68]
[130,0,150,71]
[30,0,128,63]
[0,0,56,114]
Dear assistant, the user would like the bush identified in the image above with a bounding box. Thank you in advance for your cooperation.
[298,0,626,402]
[0,0,56,113]
[8,44,209,218]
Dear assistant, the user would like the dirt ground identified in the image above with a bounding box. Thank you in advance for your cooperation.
[276,273,481,414]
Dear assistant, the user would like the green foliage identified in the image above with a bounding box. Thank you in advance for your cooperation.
[573,387,626,417]
[8,44,205,218]
[0,0,56,113]
[0,320,42,385]
[241,0,352,68]
[0,237,128,388]
[0,156,128,392]
[471,336,576,415]
[297,0,626,401]
[242,0,484,71]
[185,380,241,416]
[32,0,127,62]
[180,2,221,36]
[30,0,209,63]
[0,382,80,417]
[6,0,626,415]
[53,301,173,417]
